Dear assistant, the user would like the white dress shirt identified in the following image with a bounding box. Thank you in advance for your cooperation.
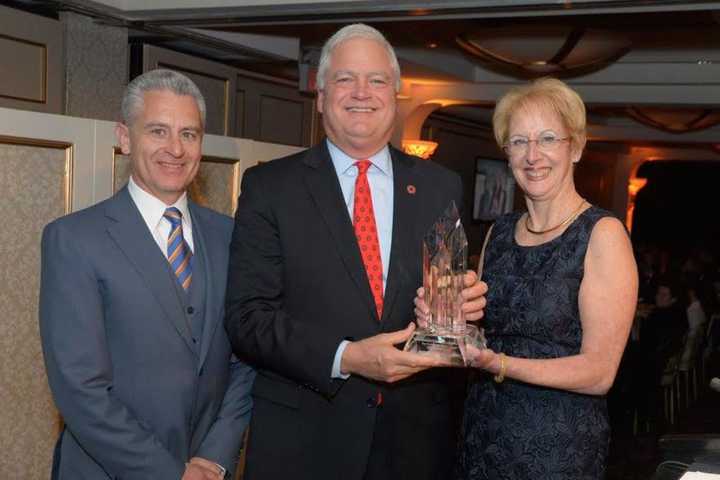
[327,140,394,290]
[327,140,394,379]
[127,176,194,257]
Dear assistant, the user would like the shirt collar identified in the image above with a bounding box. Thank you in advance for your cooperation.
[326,139,391,177]
[127,176,191,229]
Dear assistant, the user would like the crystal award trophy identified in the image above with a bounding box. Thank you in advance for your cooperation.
[404,202,486,366]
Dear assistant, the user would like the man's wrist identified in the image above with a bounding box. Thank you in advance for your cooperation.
[332,340,351,379]
[215,463,227,478]
[340,341,357,376]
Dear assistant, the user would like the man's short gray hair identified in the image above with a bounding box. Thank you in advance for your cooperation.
[316,23,401,92]
[121,69,207,128]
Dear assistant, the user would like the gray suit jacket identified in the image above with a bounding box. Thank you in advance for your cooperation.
[40,187,254,480]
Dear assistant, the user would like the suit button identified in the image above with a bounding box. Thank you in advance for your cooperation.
[199,368,204,376]
[192,338,198,344]
[366,397,376,408]
[187,306,194,314]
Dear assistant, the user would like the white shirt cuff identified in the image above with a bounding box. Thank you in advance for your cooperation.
[331,340,351,379]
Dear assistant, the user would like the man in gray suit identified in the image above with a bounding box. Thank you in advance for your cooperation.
[40,69,254,480]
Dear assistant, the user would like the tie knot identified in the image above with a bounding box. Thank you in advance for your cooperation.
[163,207,182,225]
[355,160,371,175]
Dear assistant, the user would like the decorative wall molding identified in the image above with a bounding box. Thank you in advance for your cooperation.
[0,5,63,114]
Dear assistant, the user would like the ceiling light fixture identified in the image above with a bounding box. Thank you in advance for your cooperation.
[456,26,631,78]
[626,107,720,133]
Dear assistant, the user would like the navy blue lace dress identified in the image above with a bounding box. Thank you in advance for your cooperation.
[456,206,612,480]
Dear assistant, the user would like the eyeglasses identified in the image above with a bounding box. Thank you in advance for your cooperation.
[503,134,569,157]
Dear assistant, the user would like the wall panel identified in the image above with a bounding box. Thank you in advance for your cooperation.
[144,45,236,136]
[0,36,46,103]
[235,89,246,138]
[0,138,71,479]
[258,95,306,146]
[0,5,63,114]
[238,74,314,147]
[114,152,240,216]
[62,12,128,121]
[140,45,314,147]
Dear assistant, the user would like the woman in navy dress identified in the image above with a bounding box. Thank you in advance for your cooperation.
[457,78,638,479]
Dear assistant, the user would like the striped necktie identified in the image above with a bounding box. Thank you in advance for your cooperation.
[163,207,192,291]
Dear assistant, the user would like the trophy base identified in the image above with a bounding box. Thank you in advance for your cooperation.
[404,324,486,366]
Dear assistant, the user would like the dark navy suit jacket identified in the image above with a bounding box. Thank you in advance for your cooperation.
[225,142,465,480]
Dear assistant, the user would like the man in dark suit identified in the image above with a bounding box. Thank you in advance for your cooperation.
[40,69,254,480]
[225,24,486,480]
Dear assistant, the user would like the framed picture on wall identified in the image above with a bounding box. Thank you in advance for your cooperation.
[473,157,515,221]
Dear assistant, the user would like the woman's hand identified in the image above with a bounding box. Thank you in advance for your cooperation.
[465,345,499,373]
[414,270,488,328]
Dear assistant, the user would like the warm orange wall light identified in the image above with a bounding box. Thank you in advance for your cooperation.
[402,140,439,159]
[626,177,648,232]
[628,177,647,197]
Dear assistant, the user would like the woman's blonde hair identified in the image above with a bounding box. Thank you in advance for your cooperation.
[493,77,587,153]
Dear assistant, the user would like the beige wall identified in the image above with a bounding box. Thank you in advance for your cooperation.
[62,11,129,121]
[0,139,70,479]
[114,152,241,216]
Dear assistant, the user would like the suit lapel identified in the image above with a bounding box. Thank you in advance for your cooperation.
[191,204,222,370]
[381,149,418,326]
[302,142,378,321]
[104,188,197,357]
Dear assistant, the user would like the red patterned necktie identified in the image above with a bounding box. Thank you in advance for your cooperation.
[353,160,383,319]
